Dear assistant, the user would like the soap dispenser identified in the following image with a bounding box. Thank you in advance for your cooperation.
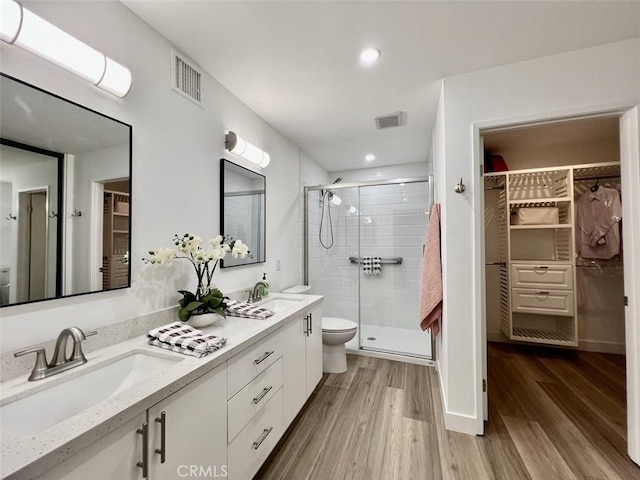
[261,273,269,297]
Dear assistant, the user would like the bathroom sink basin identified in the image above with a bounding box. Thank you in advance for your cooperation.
[0,351,182,436]
[258,297,304,313]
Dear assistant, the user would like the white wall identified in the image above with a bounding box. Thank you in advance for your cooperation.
[434,38,640,434]
[0,1,306,351]
[330,162,428,183]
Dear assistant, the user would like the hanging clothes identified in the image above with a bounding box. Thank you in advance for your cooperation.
[576,186,622,259]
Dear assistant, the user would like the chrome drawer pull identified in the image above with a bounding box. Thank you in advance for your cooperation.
[137,422,149,478]
[534,266,549,271]
[252,426,274,450]
[254,350,274,365]
[154,411,166,463]
[535,290,550,295]
[253,386,273,404]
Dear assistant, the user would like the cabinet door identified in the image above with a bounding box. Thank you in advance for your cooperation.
[36,413,146,480]
[280,318,307,427]
[305,305,323,396]
[148,363,227,480]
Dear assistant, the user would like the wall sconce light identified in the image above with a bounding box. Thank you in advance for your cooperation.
[225,131,270,168]
[0,0,132,97]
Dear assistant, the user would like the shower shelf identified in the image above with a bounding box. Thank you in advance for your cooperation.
[348,257,403,265]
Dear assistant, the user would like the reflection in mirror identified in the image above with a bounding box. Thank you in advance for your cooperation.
[0,73,132,307]
[220,159,265,268]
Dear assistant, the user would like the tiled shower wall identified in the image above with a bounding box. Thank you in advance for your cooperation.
[307,181,430,330]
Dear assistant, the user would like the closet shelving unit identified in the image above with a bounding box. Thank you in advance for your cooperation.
[485,161,620,347]
[103,191,129,289]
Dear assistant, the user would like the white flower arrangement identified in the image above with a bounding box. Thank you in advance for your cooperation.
[144,233,250,321]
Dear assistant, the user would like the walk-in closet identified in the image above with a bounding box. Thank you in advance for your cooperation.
[482,116,634,477]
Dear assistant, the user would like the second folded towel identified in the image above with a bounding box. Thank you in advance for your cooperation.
[225,299,275,319]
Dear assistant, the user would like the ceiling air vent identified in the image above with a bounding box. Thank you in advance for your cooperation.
[171,49,203,107]
[375,111,405,129]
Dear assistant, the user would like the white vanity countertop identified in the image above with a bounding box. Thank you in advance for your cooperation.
[0,293,323,480]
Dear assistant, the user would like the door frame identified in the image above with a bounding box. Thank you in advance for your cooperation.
[473,104,640,464]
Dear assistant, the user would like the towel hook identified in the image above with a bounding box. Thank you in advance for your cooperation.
[48,211,58,218]
[5,213,17,220]
[71,209,82,217]
[454,178,466,194]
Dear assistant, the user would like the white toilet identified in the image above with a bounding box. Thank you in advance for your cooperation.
[321,317,358,373]
[282,286,358,374]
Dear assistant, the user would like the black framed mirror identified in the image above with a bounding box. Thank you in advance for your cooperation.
[0,73,132,307]
[220,159,265,267]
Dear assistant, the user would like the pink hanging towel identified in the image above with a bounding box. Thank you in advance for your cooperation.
[420,203,442,336]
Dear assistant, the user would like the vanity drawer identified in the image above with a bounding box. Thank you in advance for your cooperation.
[511,288,574,317]
[511,264,573,290]
[227,328,285,399]
[228,387,283,480]
[228,357,283,443]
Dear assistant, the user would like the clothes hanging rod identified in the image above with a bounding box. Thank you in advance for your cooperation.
[484,186,505,191]
[349,257,403,265]
[574,174,620,181]
[485,262,506,266]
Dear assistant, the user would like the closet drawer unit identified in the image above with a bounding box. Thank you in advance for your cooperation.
[511,264,574,290]
[228,357,283,443]
[511,288,574,317]
[227,329,285,399]
[228,387,284,480]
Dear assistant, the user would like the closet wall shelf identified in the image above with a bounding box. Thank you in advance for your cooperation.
[509,198,570,206]
[510,224,571,230]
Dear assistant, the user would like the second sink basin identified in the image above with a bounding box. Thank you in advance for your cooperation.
[258,297,304,313]
[0,350,183,436]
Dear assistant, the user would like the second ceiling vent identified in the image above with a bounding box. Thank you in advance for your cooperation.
[375,111,406,129]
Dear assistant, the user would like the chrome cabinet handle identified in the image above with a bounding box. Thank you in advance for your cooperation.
[303,316,308,335]
[535,290,550,295]
[308,313,313,335]
[253,386,273,405]
[154,411,166,463]
[254,351,274,365]
[252,427,273,450]
[137,422,149,478]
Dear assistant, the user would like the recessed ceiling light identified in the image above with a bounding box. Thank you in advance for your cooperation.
[359,47,381,65]
[365,154,375,162]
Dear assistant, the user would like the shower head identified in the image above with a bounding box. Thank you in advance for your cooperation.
[333,177,343,184]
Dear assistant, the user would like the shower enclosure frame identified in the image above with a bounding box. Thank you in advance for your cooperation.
[303,176,436,360]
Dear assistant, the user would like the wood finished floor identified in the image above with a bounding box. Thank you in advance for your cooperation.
[257,343,640,480]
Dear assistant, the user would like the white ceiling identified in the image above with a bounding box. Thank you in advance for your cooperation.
[123,1,640,172]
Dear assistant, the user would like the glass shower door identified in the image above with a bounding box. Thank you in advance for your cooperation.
[356,181,432,358]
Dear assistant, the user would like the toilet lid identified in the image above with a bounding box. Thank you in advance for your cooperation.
[322,317,358,332]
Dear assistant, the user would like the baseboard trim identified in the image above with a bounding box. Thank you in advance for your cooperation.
[578,339,626,355]
[435,360,479,435]
[488,331,625,355]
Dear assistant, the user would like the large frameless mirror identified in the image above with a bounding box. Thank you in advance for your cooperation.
[220,159,265,267]
[0,73,132,307]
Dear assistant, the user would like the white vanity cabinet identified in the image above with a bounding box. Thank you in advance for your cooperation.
[147,363,227,479]
[304,305,323,397]
[36,364,227,480]
[35,412,146,480]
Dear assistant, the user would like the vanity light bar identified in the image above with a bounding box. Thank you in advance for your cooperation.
[0,0,132,98]
[225,131,270,168]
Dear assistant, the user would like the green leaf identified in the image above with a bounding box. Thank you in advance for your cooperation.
[213,306,226,318]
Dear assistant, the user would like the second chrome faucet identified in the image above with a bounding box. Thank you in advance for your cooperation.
[14,327,97,381]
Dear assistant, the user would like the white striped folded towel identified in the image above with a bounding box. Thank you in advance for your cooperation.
[147,322,227,358]
[225,299,275,319]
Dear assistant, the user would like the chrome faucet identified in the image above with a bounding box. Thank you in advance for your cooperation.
[14,327,97,381]
[247,281,269,303]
